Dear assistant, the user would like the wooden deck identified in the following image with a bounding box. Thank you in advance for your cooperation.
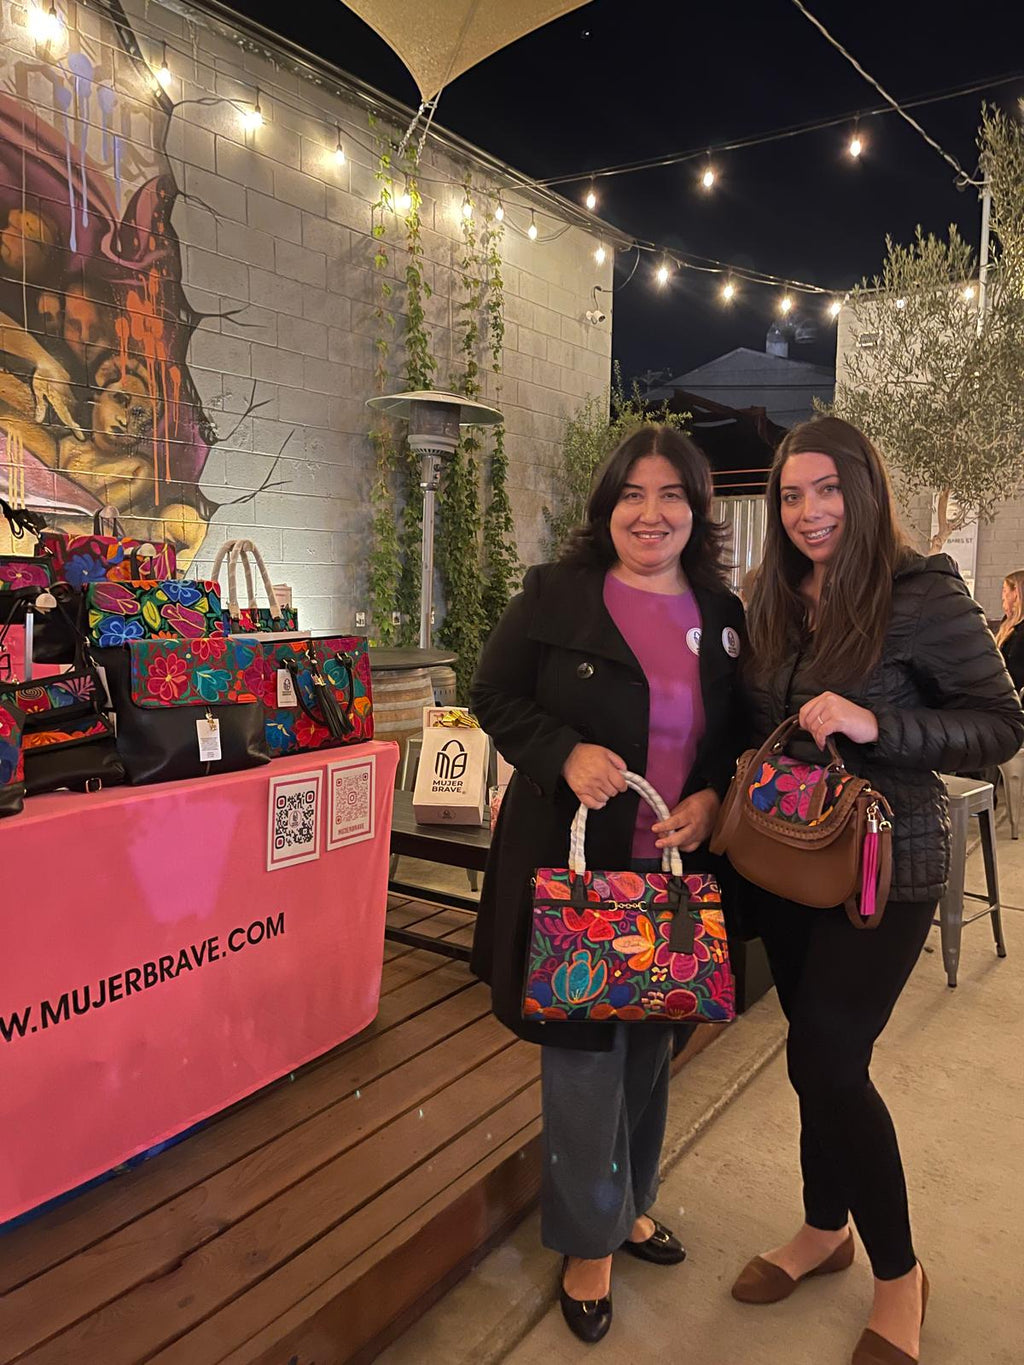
[0,895,542,1365]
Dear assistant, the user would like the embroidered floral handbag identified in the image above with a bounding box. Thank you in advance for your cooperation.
[0,668,124,796]
[524,772,735,1024]
[86,579,225,647]
[39,505,176,588]
[0,498,54,609]
[709,715,894,928]
[211,538,299,635]
[96,637,269,785]
[0,699,26,818]
[237,634,373,756]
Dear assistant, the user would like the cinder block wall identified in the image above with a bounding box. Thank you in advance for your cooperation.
[0,0,613,631]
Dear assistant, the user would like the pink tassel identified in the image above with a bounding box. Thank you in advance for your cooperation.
[860,829,879,918]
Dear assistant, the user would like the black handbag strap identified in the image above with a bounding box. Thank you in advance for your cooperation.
[1,498,47,543]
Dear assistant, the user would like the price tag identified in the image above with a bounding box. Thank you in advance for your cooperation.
[197,716,222,762]
[277,668,298,708]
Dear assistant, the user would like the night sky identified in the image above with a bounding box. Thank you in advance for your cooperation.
[239,0,1024,383]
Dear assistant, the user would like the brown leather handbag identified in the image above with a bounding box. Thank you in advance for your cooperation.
[710,716,894,928]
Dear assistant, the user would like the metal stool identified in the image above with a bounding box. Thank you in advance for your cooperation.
[937,775,1007,987]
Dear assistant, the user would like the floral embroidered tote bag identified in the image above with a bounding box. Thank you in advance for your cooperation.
[524,772,735,1024]
[86,579,225,647]
[0,699,26,818]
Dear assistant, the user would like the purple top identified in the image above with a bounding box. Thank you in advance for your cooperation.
[603,573,705,859]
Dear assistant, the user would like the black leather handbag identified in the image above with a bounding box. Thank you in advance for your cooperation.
[97,638,269,785]
[0,668,125,796]
[0,697,26,818]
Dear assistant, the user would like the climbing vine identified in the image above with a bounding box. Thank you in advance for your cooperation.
[480,206,520,634]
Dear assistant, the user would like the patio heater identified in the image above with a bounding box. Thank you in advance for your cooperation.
[365,389,503,648]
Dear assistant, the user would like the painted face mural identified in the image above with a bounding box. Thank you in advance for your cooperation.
[0,1,218,567]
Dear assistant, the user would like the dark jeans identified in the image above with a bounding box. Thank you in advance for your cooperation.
[755,894,935,1280]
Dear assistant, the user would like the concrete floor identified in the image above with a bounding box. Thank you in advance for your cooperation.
[384,813,1024,1365]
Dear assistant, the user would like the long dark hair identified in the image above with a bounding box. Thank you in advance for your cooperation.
[748,415,912,686]
[559,425,730,592]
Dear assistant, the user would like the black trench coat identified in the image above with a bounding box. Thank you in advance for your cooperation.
[470,561,746,1051]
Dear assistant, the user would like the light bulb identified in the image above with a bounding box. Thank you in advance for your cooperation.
[701,166,716,190]
[594,243,607,266]
[155,44,172,89]
[462,196,473,220]
[963,284,976,300]
[527,216,538,241]
[396,184,412,212]
[585,186,597,211]
[334,128,346,166]
[849,135,863,158]
[28,2,62,43]
[494,201,505,222]
[895,297,906,310]
[780,295,793,314]
[722,281,735,302]
[829,299,842,319]
[656,262,670,287]
[241,93,263,131]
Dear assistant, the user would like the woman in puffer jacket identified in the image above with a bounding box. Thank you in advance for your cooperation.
[731,417,1023,1365]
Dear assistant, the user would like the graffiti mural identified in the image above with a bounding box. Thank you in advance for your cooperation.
[0,0,217,567]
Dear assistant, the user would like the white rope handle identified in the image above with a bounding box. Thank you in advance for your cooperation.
[233,539,283,621]
[210,540,254,619]
[568,771,683,878]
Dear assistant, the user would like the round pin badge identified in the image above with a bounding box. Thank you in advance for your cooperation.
[722,626,741,658]
[686,627,702,656]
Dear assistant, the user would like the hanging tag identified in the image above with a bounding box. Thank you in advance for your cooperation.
[277,668,298,708]
[197,716,222,762]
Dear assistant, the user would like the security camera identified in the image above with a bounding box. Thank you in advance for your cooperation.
[586,308,607,325]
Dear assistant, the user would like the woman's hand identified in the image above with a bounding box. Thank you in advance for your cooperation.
[799,691,879,750]
[561,743,628,810]
[651,788,721,852]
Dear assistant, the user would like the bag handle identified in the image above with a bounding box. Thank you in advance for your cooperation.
[1,498,47,545]
[232,539,283,622]
[93,504,125,538]
[210,539,254,619]
[569,771,683,878]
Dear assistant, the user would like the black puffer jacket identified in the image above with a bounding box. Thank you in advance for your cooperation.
[747,554,1024,903]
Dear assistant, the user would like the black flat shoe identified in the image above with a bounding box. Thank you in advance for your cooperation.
[620,1219,687,1265]
[560,1257,613,1344]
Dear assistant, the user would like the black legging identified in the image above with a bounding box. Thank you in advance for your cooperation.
[754,895,935,1281]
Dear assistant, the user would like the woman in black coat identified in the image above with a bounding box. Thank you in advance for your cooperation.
[471,425,744,1343]
[732,417,1024,1365]
[995,570,1024,691]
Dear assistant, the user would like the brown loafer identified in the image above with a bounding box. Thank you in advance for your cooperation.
[850,1264,929,1364]
[731,1230,855,1304]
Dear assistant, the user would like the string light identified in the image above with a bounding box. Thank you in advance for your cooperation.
[700,163,716,190]
[334,126,346,166]
[585,183,597,210]
[494,199,505,222]
[722,280,736,302]
[828,298,842,318]
[848,132,863,158]
[155,41,172,90]
[240,89,264,131]
[396,179,413,212]
[594,243,607,266]
[527,212,538,241]
[963,284,976,299]
[895,297,907,309]
[461,193,473,220]
[655,258,671,287]
[28,2,62,43]
[779,294,794,314]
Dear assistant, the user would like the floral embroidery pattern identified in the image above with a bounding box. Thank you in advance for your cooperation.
[0,702,24,787]
[87,580,225,646]
[525,869,734,1023]
[227,605,300,634]
[748,757,857,827]
[3,673,102,716]
[129,640,259,708]
[0,557,52,591]
[23,718,109,749]
[40,531,176,587]
[239,636,373,755]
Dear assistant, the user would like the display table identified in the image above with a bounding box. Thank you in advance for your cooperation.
[0,742,398,1225]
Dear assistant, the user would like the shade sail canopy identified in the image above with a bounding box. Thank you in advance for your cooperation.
[342,0,592,101]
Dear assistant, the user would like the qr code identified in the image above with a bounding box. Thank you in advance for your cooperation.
[274,789,316,850]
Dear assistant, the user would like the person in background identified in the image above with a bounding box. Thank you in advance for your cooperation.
[733,416,1023,1365]
[471,425,745,1344]
[995,570,1024,691]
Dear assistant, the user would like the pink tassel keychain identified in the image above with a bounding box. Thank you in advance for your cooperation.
[860,813,880,918]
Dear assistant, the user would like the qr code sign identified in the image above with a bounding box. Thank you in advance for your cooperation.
[267,771,322,871]
[327,755,376,850]
[274,790,316,850]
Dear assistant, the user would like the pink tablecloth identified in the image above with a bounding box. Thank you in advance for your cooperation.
[0,742,398,1224]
